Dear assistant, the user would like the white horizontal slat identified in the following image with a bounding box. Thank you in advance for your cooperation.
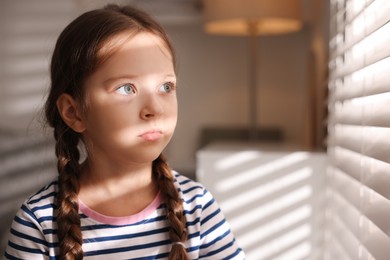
[329,3,390,80]
[328,168,390,259]
[363,92,390,128]
[329,167,361,210]
[336,43,365,77]
[363,57,390,96]
[339,29,390,78]
[334,57,390,101]
[336,9,346,33]
[334,125,390,162]
[361,218,390,260]
[333,125,362,152]
[344,7,365,49]
[365,0,374,6]
[323,241,352,260]
[361,186,390,237]
[332,144,390,200]
[364,21,390,66]
[361,127,390,163]
[363,157,390,200]
[332,146,361,181]
[334,72,364,100]
[334,94,390,127]
[337,204,389,260]
[364,0,390,36]
[331,215,363,260]
[331,0,390,60]
[345,0,365,23]
[333,102,363,125]
[332,190,361,241]
[325,190,365,260]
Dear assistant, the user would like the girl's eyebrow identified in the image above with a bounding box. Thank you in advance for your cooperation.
[164,74,177,80]
[104,73,176,85]
[103,75,137,85]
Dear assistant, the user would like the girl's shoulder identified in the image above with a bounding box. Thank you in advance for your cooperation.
[24,179,58,209]
[172,171,212,205]
[172,171,205,193]
[11,179,58,233]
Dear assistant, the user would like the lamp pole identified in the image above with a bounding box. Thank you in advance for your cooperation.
[248,22,258,140]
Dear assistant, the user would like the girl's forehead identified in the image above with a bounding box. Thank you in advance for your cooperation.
[87,30,175,85]
[98,31,172,61]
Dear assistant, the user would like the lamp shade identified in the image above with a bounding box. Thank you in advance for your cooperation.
[202,0,303,36]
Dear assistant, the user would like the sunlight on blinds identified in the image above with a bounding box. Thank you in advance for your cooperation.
[327,0,390,259]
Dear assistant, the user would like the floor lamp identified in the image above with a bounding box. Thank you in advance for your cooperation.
[202,0,303,140]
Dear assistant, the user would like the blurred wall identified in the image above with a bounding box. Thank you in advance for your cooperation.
[163,22,312,174]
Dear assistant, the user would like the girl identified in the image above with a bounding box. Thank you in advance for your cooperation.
[4,4,245,260]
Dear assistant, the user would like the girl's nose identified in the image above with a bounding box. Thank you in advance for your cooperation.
[140,94,164,120]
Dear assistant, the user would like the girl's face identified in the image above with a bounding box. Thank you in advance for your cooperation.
[81,32,177,166]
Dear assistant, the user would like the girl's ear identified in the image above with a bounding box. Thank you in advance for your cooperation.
[56,94,86,133]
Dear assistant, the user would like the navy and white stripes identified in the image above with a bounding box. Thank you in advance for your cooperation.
[4,172,245,259]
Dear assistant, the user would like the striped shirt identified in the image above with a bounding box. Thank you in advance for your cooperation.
[4,172,245,259]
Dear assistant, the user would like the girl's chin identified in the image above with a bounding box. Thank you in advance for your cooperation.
[128,146,167,164]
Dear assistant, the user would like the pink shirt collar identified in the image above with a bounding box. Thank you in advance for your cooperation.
[78,192,162,225]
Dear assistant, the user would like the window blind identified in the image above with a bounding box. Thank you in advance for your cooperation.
[326,0,390,259]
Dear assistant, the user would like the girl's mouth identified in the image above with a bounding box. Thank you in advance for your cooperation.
[139,130,163,141]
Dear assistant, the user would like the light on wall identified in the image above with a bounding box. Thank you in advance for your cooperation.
[202,0,303,139]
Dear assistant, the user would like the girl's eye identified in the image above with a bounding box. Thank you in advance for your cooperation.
[159,82,175,93]
[116,83,136,95]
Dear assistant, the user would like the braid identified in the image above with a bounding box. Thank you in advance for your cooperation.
[54,122,83,260]
[153,155,189,260]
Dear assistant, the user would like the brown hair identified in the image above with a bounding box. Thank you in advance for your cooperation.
[44,4,188,260]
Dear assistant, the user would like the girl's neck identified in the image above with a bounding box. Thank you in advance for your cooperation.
[77,159,158,217]
[80,158,154,193]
